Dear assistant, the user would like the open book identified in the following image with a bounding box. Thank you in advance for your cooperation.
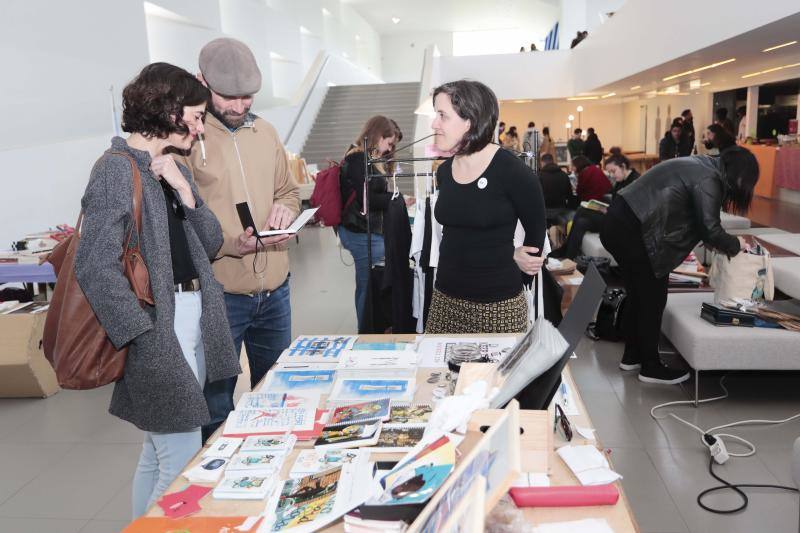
[258,207,319,236]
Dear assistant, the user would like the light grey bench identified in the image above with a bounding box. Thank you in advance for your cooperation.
[661,292,799,404]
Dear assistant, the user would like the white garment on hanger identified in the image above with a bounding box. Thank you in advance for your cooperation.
[515,221,551,324]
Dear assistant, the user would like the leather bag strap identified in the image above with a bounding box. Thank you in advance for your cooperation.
[108,151,144,249]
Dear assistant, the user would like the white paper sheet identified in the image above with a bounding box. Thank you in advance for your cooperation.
[556,445,622,486]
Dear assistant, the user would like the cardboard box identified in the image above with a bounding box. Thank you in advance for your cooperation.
[0,311,60,397]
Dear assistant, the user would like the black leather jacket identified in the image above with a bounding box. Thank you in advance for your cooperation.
[619,156,740,277]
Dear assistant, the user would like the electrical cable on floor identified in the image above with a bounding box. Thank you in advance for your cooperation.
[649,375,800,513]
[697,456,798,514]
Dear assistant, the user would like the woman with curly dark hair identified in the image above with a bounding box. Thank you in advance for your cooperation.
[74,62,240,517]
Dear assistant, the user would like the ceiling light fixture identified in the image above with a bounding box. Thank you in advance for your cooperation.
[321,7,331,16]
[299,26,312,35]
[763,40,797,52]
[601,92,616,98]
[513,99,531,103]
[742,62,800,79]
[567,96,599,101]
[355,35,360,41]
[662,58,736,81]
[630,85,641,90]
[391,16,400,24]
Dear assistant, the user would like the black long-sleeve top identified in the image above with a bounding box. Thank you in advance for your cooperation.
[340,151,391,234]
[434,148,546,302]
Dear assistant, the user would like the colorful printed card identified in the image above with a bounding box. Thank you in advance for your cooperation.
[261,368,337,394]
[240,434,297,454]
[336,350,418,370]
[389,404,433,424]
[222,407,315,436]
[269,468,342,531]
[329,398,391,425]
[235,391,320,411]
[329,377,415,403]
[374,435,456,506]
[289,449,369,479]
[226,452,286,473]
[366,424,425,453]
[278,335,358,362]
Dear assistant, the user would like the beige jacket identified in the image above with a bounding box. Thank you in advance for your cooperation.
[179,113,299,294]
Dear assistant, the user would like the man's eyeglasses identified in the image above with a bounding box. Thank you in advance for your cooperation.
[554,403,573,442]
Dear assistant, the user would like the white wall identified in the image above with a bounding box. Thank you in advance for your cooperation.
[381,32,453,83]
[571,0,800,94]
[436,50,574,100]
[0,0,382,249]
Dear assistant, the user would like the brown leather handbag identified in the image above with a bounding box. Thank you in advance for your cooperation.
[42,151,154,389]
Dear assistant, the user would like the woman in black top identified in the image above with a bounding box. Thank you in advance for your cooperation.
[550,149,639,260]
[600,147,757,385]
[425,80,546,334]
[338,115,402,331]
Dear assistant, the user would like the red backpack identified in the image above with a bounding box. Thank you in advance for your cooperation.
[310,160,355,227]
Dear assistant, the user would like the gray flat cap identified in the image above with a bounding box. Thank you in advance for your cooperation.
[199,38,262,96]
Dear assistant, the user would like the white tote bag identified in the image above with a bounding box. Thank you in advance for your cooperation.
[708,247,774,303]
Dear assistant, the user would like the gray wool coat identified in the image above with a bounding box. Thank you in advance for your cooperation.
[75,137,241,433]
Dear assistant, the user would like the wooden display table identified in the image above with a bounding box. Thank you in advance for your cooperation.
[745,144,778,198]
[137,335,639,532]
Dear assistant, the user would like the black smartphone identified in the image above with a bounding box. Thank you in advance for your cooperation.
[236,202,257,232]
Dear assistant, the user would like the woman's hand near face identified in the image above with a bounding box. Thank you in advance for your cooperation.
[151,155,195,208]
[514,246,545,276]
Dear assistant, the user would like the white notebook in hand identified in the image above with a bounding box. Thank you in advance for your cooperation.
[258,207,319,237]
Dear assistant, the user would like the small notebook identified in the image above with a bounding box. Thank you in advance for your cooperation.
[212,474,275,500]
[314,421,382,450]
[226,452,286,474]
[329,398,391,426]
[240,434,297,454]
[258,207,319,236]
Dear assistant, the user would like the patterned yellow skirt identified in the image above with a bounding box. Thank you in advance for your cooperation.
[425,289,528,334]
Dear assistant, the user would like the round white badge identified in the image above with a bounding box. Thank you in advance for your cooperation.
[477,177,488,189]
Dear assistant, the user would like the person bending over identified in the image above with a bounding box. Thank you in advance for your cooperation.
[600,147,758,385]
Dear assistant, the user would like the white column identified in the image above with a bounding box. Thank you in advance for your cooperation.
[745,86,759,141]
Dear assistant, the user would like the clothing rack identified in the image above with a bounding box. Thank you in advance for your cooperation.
[361,135,447,332]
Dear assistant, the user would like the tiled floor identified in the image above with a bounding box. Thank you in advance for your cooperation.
[0,226,797,532]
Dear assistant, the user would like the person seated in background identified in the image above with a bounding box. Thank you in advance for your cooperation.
[659,122,682,161]
[584,127,603,164]
[567,128,585,159]
[601,147,758,384]
[703,123,736,155]
[530,43,538,51]
[502,125,522,151]
[550,149,638,260]
[715,107,736,137]
[573,155,610,202]
[539,153,575,226]
[497,121,506,143]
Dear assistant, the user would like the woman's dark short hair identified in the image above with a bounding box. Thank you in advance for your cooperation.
[720,146,759,215]
[571,155,593,172]
[528,121,535,128]
[542,126,550,136]
[706,123,736,151]
[433,80,499,155]
[122,62,210,138]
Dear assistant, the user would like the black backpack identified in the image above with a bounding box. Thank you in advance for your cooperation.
[586,288,626,341]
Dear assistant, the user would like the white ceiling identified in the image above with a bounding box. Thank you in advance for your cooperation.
[593,12,800,99]
[342,0,559,35]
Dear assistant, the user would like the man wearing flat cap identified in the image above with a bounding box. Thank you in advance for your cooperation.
[179,37,300,441]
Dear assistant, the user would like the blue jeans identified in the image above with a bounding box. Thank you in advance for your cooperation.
[132,292,204,518]
[201,279,292,442]
[338,225,385,332]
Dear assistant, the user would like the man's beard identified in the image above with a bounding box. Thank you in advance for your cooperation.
[209,100,251,129]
